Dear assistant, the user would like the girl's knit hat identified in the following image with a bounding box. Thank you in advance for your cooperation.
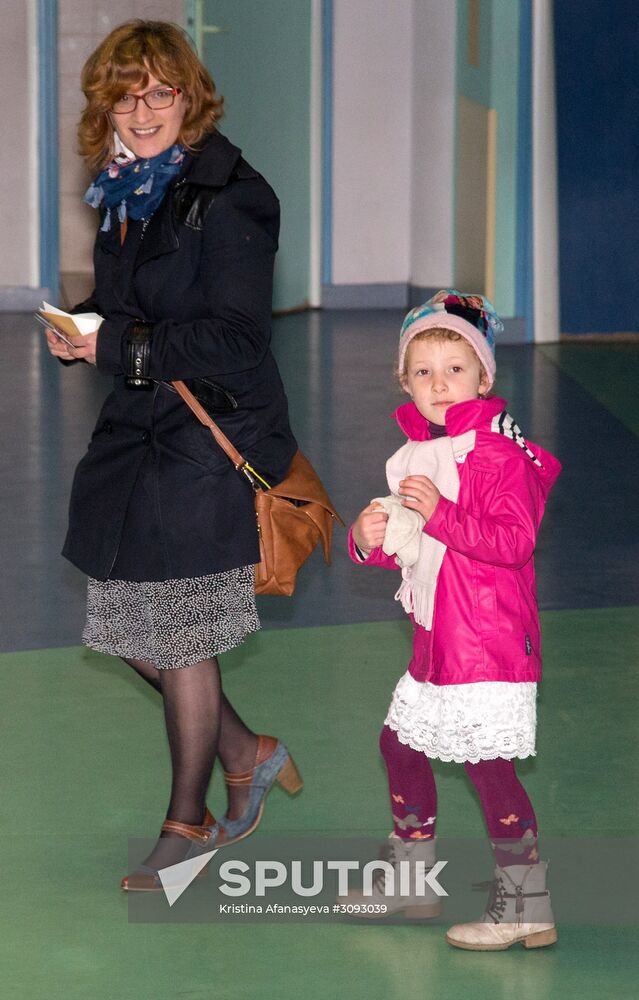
[399,289,502,390]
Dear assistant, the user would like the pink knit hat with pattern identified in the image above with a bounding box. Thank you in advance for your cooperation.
[399,289,502,390]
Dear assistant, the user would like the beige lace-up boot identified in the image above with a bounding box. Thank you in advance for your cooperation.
[446,861,557,951]
[342,833,443,919]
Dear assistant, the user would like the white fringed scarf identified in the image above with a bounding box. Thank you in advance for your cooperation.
[373,430,475,629]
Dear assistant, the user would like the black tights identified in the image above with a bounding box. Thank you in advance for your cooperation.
[123,656,258,866]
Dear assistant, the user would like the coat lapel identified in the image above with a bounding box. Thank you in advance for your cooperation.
[134,196,180,269]
[97,131,243,271]
[97,216,124,257]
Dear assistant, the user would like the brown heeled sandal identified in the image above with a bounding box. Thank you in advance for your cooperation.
[121,807,223,892]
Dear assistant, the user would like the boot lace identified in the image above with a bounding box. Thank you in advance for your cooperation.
[473,875,507,924]
[372,840,435,895]
[372,838,403,893]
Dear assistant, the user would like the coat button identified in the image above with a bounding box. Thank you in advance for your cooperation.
[103,421,113,434]
[141,431,151,444]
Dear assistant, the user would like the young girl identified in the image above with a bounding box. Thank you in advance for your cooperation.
[349,290,561,951]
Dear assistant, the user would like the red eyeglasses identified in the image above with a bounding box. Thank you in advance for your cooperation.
[111,87,182,114]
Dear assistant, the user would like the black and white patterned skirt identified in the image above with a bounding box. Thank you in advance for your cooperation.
[82,565,260,669]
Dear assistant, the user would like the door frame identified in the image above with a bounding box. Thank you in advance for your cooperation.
[38,0,59,302]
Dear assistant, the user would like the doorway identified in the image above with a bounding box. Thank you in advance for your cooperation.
[192,0,318,312]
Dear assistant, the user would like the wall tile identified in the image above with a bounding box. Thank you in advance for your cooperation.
[58,122,92,196]
[58,0,95,36]
[58,34,95,78]
[133,0,186,22]
[59,193,97,273]
[56,0,186,277]
[94,0,146,35]
[58,73,86,119]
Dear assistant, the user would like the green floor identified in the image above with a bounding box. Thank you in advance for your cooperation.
[1,608,637,999]
[539,342,639,437]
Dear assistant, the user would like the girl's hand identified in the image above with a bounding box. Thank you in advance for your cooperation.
[352,502,389,554]
[399,475,441,521]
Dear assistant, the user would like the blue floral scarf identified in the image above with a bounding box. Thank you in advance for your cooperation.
[84,143,185,231]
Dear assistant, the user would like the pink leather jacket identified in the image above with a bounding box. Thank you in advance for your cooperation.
[348,397,561,685]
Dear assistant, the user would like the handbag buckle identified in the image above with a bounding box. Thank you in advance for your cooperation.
[240,462,271,492]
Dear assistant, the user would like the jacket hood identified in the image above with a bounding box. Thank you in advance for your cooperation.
[179,130,242,188]
[392,397,561,495]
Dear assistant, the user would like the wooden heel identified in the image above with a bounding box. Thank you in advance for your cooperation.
[276,755,304,794]
[523,927,557,948]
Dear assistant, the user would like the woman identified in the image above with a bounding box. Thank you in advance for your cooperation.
[45,20,302,891]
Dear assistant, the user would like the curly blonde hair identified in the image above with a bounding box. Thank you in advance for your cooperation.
[78,20,224,172]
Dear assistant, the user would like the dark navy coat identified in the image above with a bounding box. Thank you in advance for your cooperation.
[62,131,296,581]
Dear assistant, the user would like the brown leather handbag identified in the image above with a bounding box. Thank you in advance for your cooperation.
[173,380,344,596]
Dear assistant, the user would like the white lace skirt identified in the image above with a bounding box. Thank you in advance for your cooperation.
[385,672,537,764]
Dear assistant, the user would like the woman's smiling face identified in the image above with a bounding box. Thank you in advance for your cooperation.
[110,71,186,159]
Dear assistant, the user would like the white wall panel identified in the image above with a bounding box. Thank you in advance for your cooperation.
[331,0,412,285]
[410,0,456,289]
[0,2,36,286]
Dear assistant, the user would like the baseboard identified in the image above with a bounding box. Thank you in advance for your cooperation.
[321,283,408,309]
[408,285,443,307]
[0,287,51,312]
[1,279,529,342]
[560,331,639,341]
[321,283,529,342]
[501,318,528,343]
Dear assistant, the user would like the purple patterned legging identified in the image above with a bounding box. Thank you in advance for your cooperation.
[379,725,539,866]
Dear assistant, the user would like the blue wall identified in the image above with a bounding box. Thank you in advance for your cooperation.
[554,0,639,333]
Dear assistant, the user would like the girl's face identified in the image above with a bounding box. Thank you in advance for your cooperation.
[402,337,487,425]
[109,71,186,160]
